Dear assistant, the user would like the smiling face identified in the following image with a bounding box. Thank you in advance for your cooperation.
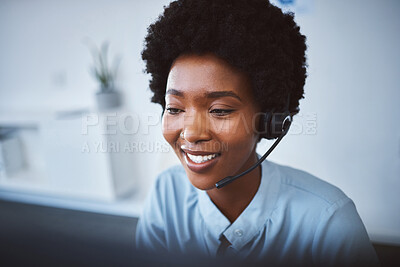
[162,53,261,190]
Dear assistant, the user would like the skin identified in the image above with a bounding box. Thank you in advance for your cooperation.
[162,53,262,223]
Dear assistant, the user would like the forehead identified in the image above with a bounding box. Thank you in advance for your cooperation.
[166,54,254,101]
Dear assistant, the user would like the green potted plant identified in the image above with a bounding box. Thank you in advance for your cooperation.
[89,41,121,111]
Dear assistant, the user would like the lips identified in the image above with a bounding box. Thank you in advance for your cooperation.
[181,148,220,173]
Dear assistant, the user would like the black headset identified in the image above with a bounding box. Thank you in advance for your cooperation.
[258,95,292,139]
[215,93,292,189]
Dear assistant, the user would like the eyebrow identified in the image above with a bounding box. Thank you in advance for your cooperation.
[166,89,184,97]
[166,89,241,101]
[206,91,241,101]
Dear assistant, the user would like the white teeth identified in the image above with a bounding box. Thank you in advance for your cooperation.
[186,153,218,163]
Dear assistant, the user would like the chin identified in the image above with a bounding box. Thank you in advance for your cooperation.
[185,173,218,191]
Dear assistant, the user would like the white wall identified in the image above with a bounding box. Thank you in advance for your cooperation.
[0,0,177,199]
[266,0,400,244]
[0,0,399,244]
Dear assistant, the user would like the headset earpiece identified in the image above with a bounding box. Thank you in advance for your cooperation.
[216,93,293,189]
[259,94,292,140]
[271,111,292,138]
[259,111,291,139]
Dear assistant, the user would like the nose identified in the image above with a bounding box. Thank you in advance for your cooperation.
[182,111,211,143]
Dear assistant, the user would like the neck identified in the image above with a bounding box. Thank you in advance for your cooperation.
[206,153,261,223]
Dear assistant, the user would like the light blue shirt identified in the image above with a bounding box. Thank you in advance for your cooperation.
[135,159,379,266]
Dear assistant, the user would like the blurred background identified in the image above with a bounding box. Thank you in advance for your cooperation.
[0,0,399,265]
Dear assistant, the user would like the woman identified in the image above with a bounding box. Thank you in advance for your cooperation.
[136,0,379,265]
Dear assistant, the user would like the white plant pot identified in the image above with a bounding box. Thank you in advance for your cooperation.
[0,133,25,177]
[96,91,121,111]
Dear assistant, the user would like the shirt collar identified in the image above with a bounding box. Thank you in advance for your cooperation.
[196,156,281,252]
[197,186,231,239]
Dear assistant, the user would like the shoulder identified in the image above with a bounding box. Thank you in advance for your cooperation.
[153,164,186,189]
[266,162,379,265]
[136,164,196,250]
[150,164,197,213]
[152,164,192,195]
[268,160,350,208]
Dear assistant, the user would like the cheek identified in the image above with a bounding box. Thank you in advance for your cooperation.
[212,114,257,139]
[214,114,258,153]
[222,131,256,153]
[161,114,182,146]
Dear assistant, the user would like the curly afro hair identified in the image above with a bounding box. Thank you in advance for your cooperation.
[142,0,307,114]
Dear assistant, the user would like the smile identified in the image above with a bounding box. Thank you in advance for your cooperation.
[181,148,221,173]
[186,153,218,163]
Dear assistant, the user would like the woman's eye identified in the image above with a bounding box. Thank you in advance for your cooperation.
[166,107,183,115]
[210,109,234,116]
